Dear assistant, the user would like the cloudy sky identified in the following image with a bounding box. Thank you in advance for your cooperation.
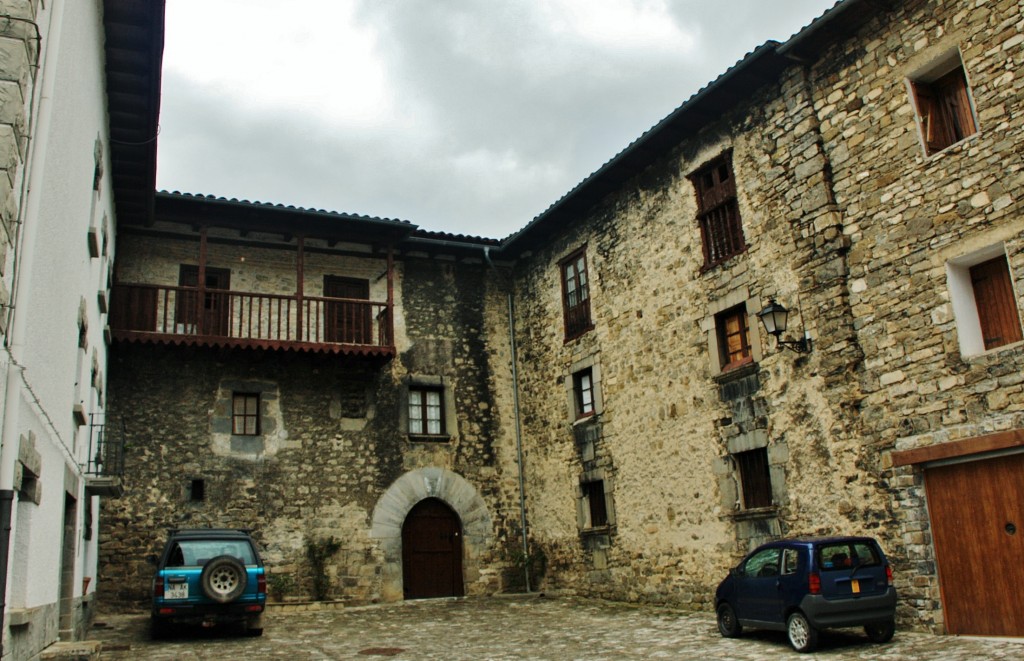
[158,0,838,239]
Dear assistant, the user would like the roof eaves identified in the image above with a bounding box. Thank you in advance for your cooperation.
[155,190,418,232]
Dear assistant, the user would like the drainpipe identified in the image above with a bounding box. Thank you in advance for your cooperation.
[484,247,531,592]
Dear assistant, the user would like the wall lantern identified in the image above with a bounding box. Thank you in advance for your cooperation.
[757,298,812,354]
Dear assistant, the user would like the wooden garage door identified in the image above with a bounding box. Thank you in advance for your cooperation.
[925,453,1024,635]
[401,498,464,599]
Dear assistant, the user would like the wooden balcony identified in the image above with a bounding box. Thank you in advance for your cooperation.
[109,283,395,357]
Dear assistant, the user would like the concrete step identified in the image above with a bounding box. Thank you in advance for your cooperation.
[38,640,101,661]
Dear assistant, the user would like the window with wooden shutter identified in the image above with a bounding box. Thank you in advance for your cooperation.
[582,480,608,528]
[560,248,593,340]
[911,56,977,155]
[970,256,1022,351]
[690,152,746,269]
[735,447,772,509]
[716,305,752,371]
[573,368,595,419]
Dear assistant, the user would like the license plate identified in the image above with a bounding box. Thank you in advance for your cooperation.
[166,583,189,599]
[851,579,860,594]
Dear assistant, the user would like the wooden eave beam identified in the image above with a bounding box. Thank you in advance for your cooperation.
[891,429,1024,467]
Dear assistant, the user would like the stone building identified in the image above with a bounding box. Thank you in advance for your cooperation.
[0,1,162,659]
[98,0,1024,641]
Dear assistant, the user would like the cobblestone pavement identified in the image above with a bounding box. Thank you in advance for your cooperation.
[90,595,1022,660]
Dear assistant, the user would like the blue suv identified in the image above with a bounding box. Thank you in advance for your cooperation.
[150,528,267,638]
[715,536,896,652]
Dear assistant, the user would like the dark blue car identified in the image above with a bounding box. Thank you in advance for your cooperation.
[150,528,267,638]
[715,536,897,652]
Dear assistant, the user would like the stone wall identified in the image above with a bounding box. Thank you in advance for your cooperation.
[803,0,1024,630]
[100,243,524,608]
[509,54,880,610]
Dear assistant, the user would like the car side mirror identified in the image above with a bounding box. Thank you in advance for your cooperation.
[147,553,158,565]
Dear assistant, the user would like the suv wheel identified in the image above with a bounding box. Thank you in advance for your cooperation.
[716,603,742,638]
[786,612,818,653]
[865,619,896,643]
[200,555,248,603]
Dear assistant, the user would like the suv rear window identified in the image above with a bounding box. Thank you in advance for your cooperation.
[166,540,257,567]
[817,541,880,570]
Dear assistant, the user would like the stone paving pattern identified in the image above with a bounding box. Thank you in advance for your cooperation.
[90,596,1022,660]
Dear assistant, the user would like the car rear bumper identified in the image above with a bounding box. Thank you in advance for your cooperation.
[800,587,897,628]
[152,600,264,624]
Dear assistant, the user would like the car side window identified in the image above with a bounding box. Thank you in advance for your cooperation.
[743,548,781,578]
[781,548,800,575]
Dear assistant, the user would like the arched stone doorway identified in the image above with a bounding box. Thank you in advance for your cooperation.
[401,498,464,598]
[370,467,492,601]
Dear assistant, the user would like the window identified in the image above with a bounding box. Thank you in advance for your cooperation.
[573,368,595,419]
[735,447,772,509]
[581,480,608,528]
[781,548,800,576]
[742,547,780,578]
[970,256,1022,351]
[690,153,745,269]
[232,393,260,435]
[947,246,1023,356]
[560,248,592,340]
[910,53,977,155]
[716,305,752,371]
[189,479,206,502]
[409,387,445,436]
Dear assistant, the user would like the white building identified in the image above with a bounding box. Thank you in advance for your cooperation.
[0,1,162,658]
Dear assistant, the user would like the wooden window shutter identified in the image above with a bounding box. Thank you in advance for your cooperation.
[970,256,1023,350]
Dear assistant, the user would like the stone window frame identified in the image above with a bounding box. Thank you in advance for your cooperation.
[946,242,1023,357]
[211,380,279,456]
[400,375,457,443]
[559,246,593,341]
[713,430,788,518]
[576,468,616,533]
[564,355,603,422]
[703,289,763,378]
[906,46,979,157]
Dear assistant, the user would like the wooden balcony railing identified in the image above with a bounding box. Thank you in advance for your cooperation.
[109,283,394,355]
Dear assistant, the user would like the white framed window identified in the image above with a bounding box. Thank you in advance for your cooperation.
[947,244,1023,357]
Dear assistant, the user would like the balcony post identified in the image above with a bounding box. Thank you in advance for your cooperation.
[386,242,394,346]
[296,235,305,342]
[197,227,207,335]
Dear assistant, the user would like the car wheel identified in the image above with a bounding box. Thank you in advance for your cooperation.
[865,619,896,643]
[786,612,818,653]
[200,555,248,603]
[244,613,265,637]
[716,602,742,638]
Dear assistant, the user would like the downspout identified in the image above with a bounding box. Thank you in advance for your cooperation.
[0,3,63,655]
[484,246,531,592]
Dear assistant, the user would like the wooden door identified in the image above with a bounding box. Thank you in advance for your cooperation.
[925,453,1024,635]
[177,266,230,336]
[324,276,371,344]
[401,498,464,599]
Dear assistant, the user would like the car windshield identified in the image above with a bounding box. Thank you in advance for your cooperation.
[166,540,256,567]
[817,541,880,570]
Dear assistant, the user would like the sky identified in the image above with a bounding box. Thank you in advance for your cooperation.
[158,0,839,239]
